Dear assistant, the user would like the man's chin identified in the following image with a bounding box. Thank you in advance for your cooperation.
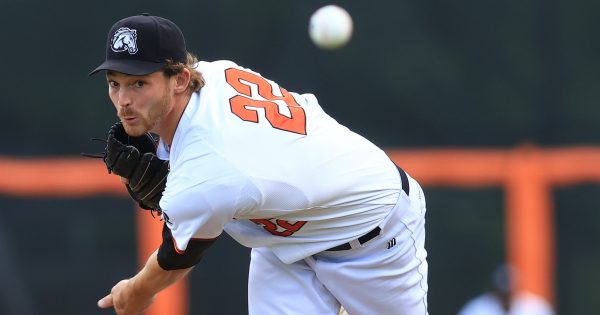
[122,123,149,137]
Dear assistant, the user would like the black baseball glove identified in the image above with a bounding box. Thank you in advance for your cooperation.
[83,122,169,211]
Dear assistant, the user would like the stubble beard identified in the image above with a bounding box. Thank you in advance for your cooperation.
[120,87,172,137]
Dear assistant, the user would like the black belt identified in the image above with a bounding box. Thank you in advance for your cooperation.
[397,165,410,197]
[326,166,409,251]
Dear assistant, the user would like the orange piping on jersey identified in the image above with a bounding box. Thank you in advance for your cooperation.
[171,236,218,255]
[172,237,186,255]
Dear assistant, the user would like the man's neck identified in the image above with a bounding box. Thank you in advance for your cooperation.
[154,92,192,147]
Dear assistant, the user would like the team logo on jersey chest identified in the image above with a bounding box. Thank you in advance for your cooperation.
[111,27,138,54]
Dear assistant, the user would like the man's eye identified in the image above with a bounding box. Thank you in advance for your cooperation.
[108,81,118,87]
[134,81,145,88]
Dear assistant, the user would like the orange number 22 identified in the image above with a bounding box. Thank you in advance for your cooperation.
[250,218,307,237]
[225,68,307,135]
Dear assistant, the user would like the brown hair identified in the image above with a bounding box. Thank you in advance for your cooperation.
[163,52,205,94]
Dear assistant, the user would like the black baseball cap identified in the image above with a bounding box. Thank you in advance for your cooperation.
[90,14,187,76]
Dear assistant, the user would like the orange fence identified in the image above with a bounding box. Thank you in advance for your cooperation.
[2,145,600,313]
[387,145,600,304]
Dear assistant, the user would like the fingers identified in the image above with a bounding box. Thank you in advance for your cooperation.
[97,293,114,309]
[97,279,156,315]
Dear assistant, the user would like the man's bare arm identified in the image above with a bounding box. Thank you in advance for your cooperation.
[97,249,192,315]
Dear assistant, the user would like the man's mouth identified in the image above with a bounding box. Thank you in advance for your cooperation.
[122,116,138,124]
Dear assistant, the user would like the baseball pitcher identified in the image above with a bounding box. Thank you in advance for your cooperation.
[90,14,429,315]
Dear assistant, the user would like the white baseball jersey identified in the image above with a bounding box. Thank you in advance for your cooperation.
[157,60,402,263]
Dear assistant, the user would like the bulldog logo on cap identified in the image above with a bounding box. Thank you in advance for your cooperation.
[111,27,138,54]
[90,14,188,76]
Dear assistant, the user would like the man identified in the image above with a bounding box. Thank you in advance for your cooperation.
[91,14,428,315]
[457,265,555,315]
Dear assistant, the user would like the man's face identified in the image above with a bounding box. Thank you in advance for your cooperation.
[106,71,172,136]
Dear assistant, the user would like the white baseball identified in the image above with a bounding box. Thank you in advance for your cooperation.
[309,5,353,50]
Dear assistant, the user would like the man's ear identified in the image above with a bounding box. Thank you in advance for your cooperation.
[173,68,191,94]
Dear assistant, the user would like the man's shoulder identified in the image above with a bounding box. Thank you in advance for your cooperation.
[514,292,555,314]
[458,293,502,315]
[196,59,241,72]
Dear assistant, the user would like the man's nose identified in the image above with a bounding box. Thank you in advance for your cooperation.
[117,89,132,108]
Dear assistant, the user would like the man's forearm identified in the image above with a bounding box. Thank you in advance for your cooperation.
[97,249,194,314]
[130,249,193,296]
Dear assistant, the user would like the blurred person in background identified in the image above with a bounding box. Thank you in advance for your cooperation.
[457,264,555,315]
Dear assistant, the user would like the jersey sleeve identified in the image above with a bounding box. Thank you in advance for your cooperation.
[157,222,217,270]
[159,135,261,253]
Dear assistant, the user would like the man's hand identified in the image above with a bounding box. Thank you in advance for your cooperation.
[97,279,156,315]
[97,250,192,314]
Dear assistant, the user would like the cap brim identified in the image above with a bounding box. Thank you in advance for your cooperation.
[89,59,166,76]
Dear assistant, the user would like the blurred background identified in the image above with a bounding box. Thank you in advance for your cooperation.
[1,0,599,314]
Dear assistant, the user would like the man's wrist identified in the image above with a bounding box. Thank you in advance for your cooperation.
[128,272,158,299]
